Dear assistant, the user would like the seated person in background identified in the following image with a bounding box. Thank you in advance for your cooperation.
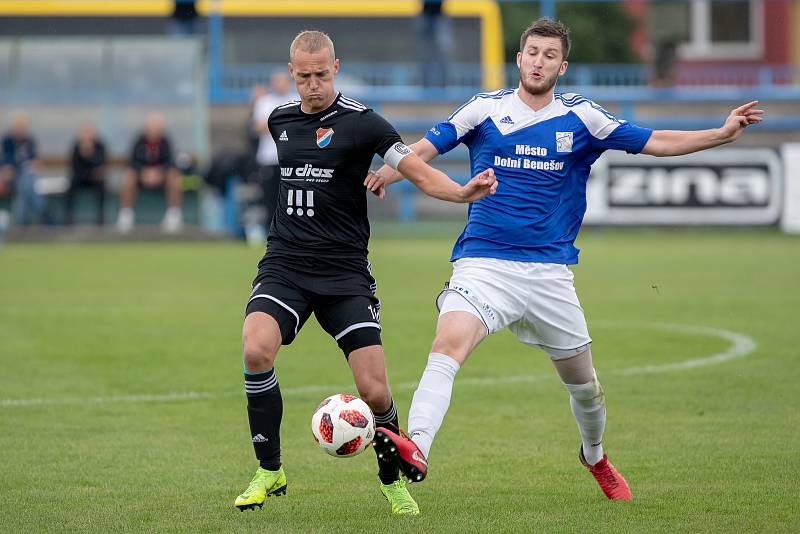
[116,113,182,233]
[64,123,107,226]
[1,114,45,225]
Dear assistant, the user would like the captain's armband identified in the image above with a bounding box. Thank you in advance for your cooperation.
[382,142,413,170]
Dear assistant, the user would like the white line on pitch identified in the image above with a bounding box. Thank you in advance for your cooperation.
[0,323,756,408]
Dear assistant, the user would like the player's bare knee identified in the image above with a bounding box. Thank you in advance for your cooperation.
[552,344,595,384]
[565,371,605,408]
[242,320,280,370]
[242,339,277,371]
[430,335,471,364]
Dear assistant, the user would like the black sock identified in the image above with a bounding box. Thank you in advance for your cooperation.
[373,399,400,484]
[245,368,282,471]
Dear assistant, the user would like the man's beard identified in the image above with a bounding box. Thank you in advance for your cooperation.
[518,70,559,96]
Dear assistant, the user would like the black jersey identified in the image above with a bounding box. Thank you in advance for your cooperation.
[263,93,402,260]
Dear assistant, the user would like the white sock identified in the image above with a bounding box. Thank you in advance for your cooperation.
[564,370,606,465]
[407,352,460,458]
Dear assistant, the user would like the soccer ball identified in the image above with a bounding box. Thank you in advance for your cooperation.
[311,393,375,458]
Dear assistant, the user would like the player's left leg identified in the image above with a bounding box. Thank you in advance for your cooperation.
[348,344,419,516]
[552,347,604,464]
[315,294,418,515]
[552,349,631,501]
[516,263,630,500]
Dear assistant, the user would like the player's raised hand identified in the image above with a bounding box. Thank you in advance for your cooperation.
[720,101,764,142]
[364,170,387,199]
[459,168,497,202]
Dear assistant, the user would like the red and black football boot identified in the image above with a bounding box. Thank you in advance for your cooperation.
[580,447,632,501]
[373,427,428,482]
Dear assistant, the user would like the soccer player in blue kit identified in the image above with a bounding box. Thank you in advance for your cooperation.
[366,18,763,502]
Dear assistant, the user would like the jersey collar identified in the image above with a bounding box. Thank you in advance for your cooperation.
[300,92,341,116]
[513,88,557,117]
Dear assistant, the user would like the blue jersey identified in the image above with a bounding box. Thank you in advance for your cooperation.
[425,89,653,264]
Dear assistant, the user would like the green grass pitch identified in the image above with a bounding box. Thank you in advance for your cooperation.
[0,228,798,533]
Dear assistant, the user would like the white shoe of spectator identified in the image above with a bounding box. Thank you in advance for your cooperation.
[116,208,134,234]
[0,209,10,244]
[161,207,183,234]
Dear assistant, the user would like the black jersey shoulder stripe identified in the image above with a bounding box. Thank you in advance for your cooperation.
[337,101,366,112]
[275,100,301,110]
[338,95,366,109]
[339,94,366,106]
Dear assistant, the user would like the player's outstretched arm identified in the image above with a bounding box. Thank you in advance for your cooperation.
[641,101,764,157]
[365,139,439,198]
[395,152,497,203]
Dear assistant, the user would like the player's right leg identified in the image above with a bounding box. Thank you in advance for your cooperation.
[235,312,285,510]
[235,275,311,510]
[375,304,487,482]
[377,260,521,481]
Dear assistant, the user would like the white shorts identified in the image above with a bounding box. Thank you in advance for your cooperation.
[436,258,592,359]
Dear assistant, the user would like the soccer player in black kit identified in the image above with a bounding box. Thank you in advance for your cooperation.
[234,31,496,515]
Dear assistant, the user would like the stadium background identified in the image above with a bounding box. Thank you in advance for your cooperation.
[0,1,798,532]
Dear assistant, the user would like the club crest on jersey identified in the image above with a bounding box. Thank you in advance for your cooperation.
[316,127,334,148]
[556,131,573,153]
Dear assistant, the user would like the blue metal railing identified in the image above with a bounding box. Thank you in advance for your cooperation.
[213,61,800,104]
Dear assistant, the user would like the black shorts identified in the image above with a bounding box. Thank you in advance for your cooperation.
[130,165,173,189]
[245,254,381,356]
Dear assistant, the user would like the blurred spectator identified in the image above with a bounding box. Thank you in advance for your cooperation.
[247,71,296,243]
[415,0,453,87]
[64,123,107,226]
[648,2,687,87]
[169,0,199,36]
[1,114,46,225]
[246,84,268,159]
[652,39,678,87]
[116,113,183,234]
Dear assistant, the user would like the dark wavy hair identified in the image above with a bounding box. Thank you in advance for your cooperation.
[519,18,571,60]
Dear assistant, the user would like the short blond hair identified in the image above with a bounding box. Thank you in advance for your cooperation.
[289,30,335,62]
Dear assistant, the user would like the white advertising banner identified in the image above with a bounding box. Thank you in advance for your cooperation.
[584,148,783,225]
[780,144,800,234]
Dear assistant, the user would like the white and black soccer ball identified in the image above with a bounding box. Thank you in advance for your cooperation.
[311,394,375,458]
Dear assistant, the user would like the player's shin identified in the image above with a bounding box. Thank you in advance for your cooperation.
[244,368,283,470]
[407,352,461,458]
[373,398,401,484]
[563,370,606,466]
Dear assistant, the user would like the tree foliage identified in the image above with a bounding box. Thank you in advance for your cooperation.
[500,2,640,64]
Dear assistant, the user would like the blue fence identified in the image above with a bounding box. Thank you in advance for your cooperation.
[212,61,800,105]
